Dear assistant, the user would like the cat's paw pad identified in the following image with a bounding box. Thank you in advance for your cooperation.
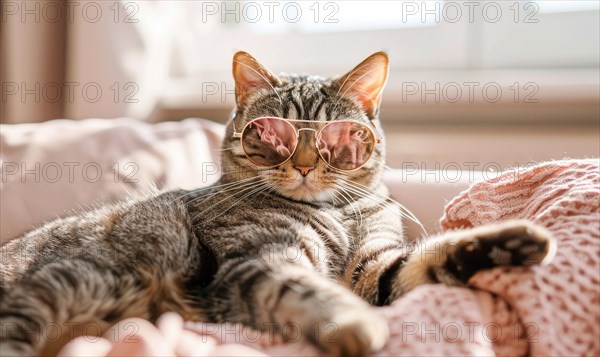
[445,220,556,283]
[318,309,388,357]
[476,220,556,267]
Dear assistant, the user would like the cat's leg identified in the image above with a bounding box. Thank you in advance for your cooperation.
[346,219,556,305]
[0,258,149,357]
[205,251,388,357]
[395,220,556,294]
[341,210,412,306]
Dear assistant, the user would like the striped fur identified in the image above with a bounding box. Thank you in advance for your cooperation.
[0,52,555,356]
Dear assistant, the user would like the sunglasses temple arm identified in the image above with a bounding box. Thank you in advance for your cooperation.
[232,119,242,138]
[231,113,242,138]
[368,120,383,143]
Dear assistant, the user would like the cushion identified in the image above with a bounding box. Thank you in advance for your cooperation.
[0,118,223,243]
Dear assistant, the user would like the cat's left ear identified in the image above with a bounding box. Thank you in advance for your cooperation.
[232,51,281,108]
[334,52,389,119]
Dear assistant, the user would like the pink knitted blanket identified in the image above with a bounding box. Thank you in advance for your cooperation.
[377,159,600,356]
[58,159,600,356]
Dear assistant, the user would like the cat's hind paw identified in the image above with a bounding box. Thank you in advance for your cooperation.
[445,220,557,283]
[480,220,556,266]
[457,220,556,266]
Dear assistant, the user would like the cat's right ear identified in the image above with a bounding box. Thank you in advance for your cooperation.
[334,52,389,119]
[232,51,281,108]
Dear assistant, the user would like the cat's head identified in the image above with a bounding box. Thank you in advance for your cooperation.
[220,51,389,203]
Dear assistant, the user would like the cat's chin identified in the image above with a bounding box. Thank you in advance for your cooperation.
[276,184,335,203]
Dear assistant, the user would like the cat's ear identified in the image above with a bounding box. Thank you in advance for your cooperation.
[334,52,389,118]
[232,51,281,108]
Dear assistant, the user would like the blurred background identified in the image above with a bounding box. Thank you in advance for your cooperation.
[2,0,599,169]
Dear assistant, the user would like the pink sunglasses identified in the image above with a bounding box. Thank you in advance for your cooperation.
[233,117,382,171]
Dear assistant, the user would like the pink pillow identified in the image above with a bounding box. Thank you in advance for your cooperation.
[0,118,224,243]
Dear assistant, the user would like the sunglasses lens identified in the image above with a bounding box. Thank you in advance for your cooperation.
[317,121,376,170]
[241,118,297,166]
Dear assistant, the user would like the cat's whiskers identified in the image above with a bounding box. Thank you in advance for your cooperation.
[325,189,340,207]
[170,176,261,205]
[369,158,394,171]
[338,183,408,227]
[258,183,278,206]
[201,181,277,224]
[226,181,276,212]
[331,183,363,227]
[332,172,423,228]
[337,179,427,236]
[191,178,269,221]
[338,181,396,213]
[184,177,265,206]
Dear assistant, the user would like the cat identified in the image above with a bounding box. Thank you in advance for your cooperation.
[0,51,556,357]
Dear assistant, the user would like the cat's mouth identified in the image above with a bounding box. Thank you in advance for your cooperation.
[297,176,311,186]
[285,180,315,194]
[292,173,321,190]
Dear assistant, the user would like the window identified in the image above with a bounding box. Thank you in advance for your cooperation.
[249,1,441,33]
[64,1,599,124]
[537,1,600,13]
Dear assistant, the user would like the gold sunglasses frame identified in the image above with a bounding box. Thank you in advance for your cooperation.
[232,117,383,172]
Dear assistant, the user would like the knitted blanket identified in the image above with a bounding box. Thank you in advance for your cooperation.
[57,159,600,356]
[378,159,600,356]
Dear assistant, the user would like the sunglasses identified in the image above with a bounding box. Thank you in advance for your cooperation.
[233,117,382,171]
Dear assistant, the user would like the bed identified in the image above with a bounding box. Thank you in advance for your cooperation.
[1,118,598,356]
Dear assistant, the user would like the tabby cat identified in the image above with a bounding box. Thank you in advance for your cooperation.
[0,51,555,357]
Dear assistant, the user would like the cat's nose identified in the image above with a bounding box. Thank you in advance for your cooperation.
[294,166,315,177]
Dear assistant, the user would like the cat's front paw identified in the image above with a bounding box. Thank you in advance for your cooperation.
[316,308,388,357]
[444,220,557,283]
